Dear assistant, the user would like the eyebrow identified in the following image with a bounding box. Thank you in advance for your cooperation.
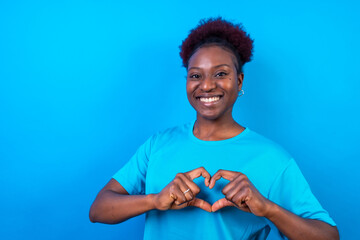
[188,64,231,71]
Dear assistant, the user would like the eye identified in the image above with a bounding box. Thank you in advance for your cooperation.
[189,74,201,79]
[215,71,227,77]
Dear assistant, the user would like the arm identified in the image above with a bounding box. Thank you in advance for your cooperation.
[89,167,212,224]
[89,179,155,224]
[210,170,339,240]
[266,202,339,240]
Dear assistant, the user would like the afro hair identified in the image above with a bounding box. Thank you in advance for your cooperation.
[179,17,254,72]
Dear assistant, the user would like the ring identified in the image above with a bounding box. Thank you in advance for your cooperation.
[183,189,190,194]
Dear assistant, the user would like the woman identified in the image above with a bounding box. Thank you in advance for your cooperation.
[89,18,339,239]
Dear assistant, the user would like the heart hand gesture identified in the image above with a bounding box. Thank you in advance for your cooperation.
[209,169,272,216]
[153,167,212,212]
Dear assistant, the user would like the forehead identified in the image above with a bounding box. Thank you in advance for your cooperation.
[187,45,237,70]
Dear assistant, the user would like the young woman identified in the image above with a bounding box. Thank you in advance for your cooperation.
[90,18,339,240]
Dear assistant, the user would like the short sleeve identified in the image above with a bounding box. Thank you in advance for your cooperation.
[112,135,156,195]
[268,158,336,226]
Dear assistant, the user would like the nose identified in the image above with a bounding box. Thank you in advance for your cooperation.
[200,75,216,92]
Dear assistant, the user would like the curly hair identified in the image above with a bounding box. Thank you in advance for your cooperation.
[179,17,254,73]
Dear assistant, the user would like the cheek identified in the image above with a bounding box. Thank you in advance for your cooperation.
[186,86,191,97]
[186,82,196,95]
[222,81,238,95]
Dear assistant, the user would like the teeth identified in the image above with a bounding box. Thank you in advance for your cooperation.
[199,96,220,103]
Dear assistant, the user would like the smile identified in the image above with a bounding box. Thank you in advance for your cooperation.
[196,96,222,104]
[199,96,220,103]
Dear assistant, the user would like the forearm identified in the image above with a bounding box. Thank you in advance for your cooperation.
[265,202,339,240]
[89,190,156,224]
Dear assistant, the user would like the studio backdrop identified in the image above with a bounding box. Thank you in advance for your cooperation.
[0,0,359,239]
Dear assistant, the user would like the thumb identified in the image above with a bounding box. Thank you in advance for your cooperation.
[187,198,212,212]
[212,198,235,212]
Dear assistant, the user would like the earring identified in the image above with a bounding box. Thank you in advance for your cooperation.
[238,89,244,97]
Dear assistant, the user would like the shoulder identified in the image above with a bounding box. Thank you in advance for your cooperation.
[156,122,191,138]
[241,128,293,167]
[147,122,192,149]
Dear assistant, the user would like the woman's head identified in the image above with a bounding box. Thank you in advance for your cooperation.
[180,17,254,74]
[182,18,254,121]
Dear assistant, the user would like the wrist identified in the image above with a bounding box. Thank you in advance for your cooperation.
[263,200,280,220]
[146,194,158,210]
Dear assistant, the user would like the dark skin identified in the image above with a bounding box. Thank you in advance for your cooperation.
[89,167,212,224]
[90,45,339,240]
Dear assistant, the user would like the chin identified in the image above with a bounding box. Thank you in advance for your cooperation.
[197,112,222,121]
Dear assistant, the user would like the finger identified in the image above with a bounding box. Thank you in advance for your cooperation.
[237,205,251,213]
[186,167,211,187]
[232,192,251,213]
[187,198,212,212]
[211,198,235,212]
[183,189,194,202]
[209,169,237,189]
[222,177,248,196]
[223,184,240,201]
[178,174,200,197]
[175,176,194,201]
[232,189,250,207]
[209,171,224,189]
[170,186,187,205]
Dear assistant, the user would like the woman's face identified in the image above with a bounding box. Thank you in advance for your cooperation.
[186,45,243,121]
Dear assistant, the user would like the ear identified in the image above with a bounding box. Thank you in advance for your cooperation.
[237,73,244,91]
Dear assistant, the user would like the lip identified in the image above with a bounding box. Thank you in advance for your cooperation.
[195,94,223,98]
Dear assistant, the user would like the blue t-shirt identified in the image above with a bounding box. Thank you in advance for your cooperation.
[113,122,336,239]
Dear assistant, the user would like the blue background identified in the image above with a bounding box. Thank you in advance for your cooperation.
[1,0,359,239]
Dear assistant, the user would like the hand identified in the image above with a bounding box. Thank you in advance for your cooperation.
[153,167,212,212]
[209,169,272,216]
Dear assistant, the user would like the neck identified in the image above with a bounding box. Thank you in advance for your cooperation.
[193,115,244,141]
